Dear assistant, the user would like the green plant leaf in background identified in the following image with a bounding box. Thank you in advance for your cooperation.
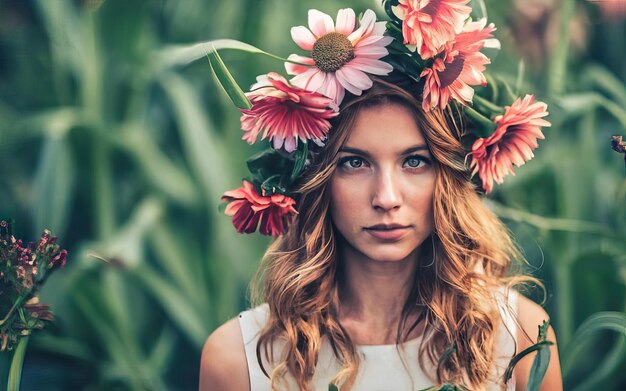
[207,46,252,110]
[562,312,626,376]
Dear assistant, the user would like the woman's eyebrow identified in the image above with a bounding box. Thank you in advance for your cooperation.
[338,145,430,157]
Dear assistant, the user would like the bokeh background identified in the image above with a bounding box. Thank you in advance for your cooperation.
[0,0,625,389]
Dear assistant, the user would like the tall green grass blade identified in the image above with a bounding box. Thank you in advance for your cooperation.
[158,72,256,322]
[515,60,525,96]
[586,64,626,106]
[547,0,574,96]
[207,46,252,110]
[33,137,75,238]
[149,223,207,310]
[159,72,233,203]
[558,93,626,128]
[569,334,626,391]
[562,312,626,373]
[147,325,176,372]
[117,126,198,207]
[94,197,164,269]
[73,293,138,386]
[134,264,208,348]
[34,0,82,102]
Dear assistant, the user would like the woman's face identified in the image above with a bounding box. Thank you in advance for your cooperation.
[329,103,436,264]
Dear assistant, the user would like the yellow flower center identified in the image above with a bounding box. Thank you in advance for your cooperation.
[311,32,355,73]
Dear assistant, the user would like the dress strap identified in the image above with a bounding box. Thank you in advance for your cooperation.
[238,304,272,390]
[495,286,519,390]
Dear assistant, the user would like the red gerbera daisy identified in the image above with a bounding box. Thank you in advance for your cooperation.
[221,180,298,236]
[240,72,338,153]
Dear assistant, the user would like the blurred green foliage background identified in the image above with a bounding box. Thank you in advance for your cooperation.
[0,0,625,389]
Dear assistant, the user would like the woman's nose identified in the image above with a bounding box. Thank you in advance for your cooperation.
[371,169,402,211]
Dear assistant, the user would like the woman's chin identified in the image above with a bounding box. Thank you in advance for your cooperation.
[361,246,418,263]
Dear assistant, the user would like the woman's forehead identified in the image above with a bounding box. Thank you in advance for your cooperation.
[342,104,427,152]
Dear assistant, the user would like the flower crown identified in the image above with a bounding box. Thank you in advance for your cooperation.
[213,0,551,237]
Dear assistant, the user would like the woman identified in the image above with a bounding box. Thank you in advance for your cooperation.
[200,6,561,390]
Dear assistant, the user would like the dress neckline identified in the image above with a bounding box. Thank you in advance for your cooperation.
[356,334,423,352]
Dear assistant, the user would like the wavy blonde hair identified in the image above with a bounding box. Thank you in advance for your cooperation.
[250,79,539,390]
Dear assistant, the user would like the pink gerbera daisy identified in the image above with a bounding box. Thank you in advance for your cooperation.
[240,72,338,153]
[392,0,472,59]
[221,180,298,237]
[285,8,394,104]
[421,19,499,111]
[469,95,551,193]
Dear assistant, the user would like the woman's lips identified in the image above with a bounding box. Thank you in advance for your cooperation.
[364,226,410,241]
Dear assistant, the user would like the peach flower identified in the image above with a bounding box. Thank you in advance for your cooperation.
[421,19,499,111]
[392,0,472,58]
[469,95,551,193]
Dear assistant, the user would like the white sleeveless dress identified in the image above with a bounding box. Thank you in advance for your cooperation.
[238,288,518,391]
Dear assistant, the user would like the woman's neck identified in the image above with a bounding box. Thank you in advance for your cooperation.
[336,243,422,345]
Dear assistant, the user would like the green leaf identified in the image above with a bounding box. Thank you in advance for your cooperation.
[154,39,299,70]
[328,384,339,391]
[159,72,234,204]
[558,93,626,128]
[116,126,198,207]
[290,142,309,181]
[526,340,551,391]
[134,264,209,348]
[147,325,176,372]
[207,46,252,110]
[561,312,626,373]
[261,174,286,195]
[33,136,75,239]
[503,320,554,385]
[585,64,626,107]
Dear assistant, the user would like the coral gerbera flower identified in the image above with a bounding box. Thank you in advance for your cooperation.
[469,95,551,193]
[392,0,472,59]
[240,72,338,153]
[286,8,394,104]
[421,19,499,111]
[221,180,298,237]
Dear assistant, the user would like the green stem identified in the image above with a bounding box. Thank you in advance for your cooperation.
[7,336,29,391]
[464,106,497,137]
[473,94,505,114]
[547,0,574,97]
[553,253,573,345]
[82,11,115,239]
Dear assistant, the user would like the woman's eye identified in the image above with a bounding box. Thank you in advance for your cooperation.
[339,157,366,170]
[405,156,428,168]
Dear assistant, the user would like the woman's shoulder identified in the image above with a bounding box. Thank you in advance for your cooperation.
[199,317,249,391]
[512,294,563,391]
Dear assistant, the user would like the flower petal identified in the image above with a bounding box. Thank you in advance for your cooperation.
[337,66,373,91]
[285,54,314,75]
[290,26,317,51]
[335,8,356,36]
[346,57,394,75]
[308,9,335,37]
